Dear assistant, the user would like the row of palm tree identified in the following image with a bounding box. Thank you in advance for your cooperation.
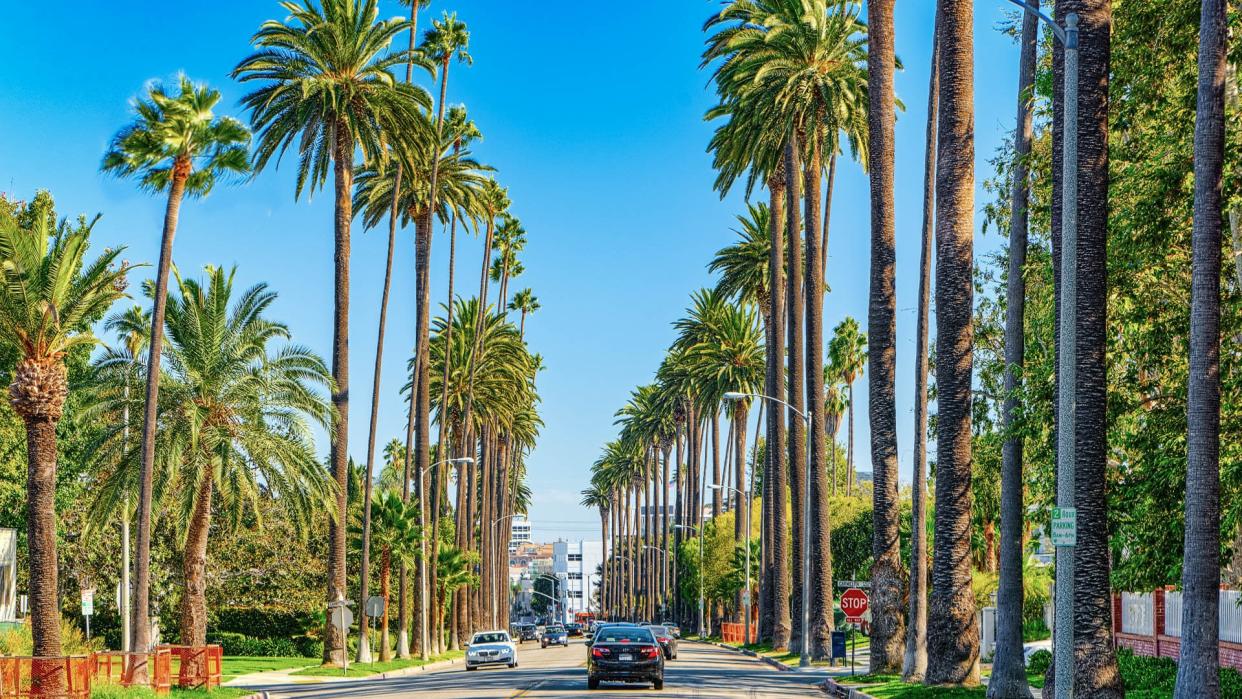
[0,0,547,675]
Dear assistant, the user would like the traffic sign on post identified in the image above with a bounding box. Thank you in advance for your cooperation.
[1051,507,1077,546]
[841,588,869,623]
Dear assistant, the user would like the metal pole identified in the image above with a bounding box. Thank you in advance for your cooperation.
[1053,13,1079,699]
[799,407,812,668]
[743,485,751,647]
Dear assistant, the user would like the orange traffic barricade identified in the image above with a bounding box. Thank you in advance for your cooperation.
[0,655,92,698]
[156,644,222,690]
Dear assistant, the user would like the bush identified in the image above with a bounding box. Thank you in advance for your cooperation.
[1022,618,1051,642]
[1116,648,1177,694]
[211,607,317,639]
[206,631,321,658]
[1026,649,1052,675]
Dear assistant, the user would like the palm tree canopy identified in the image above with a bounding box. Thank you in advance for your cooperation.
[102,75,251,198]
[507,289,540,316]
[709,202,770,311]
[232,0,433,197]
[88,265,337,538]
[0,196,132,362]
[828,315,867,383]
[368,490,421,566]
[421,11,472,67]
[352,131,492,229]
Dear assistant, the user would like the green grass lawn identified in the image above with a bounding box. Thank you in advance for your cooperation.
[290,650,464,678]
[91,686,252,698]
[220,656,317,681]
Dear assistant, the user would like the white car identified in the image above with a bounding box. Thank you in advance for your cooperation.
[465,630,518,670]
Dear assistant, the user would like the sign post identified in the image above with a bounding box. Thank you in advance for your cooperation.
[80,589,95,639]
[328,600,354,676]
[840,588,869,675]
[364,596,384,666]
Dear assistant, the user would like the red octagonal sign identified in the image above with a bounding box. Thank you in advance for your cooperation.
[841,588,870,621]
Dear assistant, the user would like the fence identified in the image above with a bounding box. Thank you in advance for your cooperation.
[1115,588,1242,669]
[0,656,92,698]
[90,649,171,694]
[719,622,758,645]
[157,645,222,689]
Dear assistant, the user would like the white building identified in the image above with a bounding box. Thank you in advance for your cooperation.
[0,528,16,624]
[509,516,532,553]
[552,539,603,623]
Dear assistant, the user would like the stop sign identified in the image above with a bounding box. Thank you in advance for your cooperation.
[841,588,869,621]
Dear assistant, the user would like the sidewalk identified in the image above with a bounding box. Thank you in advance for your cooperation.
[694,637,869,679]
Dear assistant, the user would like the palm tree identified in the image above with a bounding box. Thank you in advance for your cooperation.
[904,9,938,683]
[1174,1,1227,696]
[233,0,430,665]
[710,203,771,319]
[926,0,978,685]
[368,491,421,661]
[491,215,526,313]
[988,2,1036,695]
[91,266,333,677]
[101,74,250,660]
[828,317,866,496]
[0,198,130,670]
[508,289,540,340]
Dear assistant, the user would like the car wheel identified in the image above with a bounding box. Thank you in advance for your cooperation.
[588,678,600,690]
[508,662,516,668]
[466,666,476,671]
[653,678,664,690]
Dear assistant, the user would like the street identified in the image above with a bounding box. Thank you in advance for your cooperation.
[240,641,829,698]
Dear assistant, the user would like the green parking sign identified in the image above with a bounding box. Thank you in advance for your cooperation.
[1051,507,1077,546]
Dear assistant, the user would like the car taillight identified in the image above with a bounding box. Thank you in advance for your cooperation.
[591,647,609,658]
[641,645,660,659]
[657,636,670,644]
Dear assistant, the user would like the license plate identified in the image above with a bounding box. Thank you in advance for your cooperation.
[619,654,633,661]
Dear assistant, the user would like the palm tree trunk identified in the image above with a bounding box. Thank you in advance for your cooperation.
[866,0,906,673]
[804,132,835,661]
[662,443,672,619]
[381,549,392,662]
[926,0,978,685]
[21,408,62,696]
[1174,1,1227,695]
[846,384,855,495]
[1047,1,1121,694]
[904,11,938,683]
[133,158,189,672]
[785,134,807,655]
[322,124,354,667]
[732,405,748,627]
[989,3,1037,695]
[710,412,722,517]
[765,165,791,650]
[179,471,213,662]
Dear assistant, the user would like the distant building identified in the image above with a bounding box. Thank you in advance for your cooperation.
[509,516,532,553]
[0,528,16,625]
[552,539,603,623]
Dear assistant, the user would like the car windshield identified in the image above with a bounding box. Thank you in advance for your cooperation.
[548,626,565,633]
[646,625,668,635]
[472,633,508,644]
[594,627,655,644]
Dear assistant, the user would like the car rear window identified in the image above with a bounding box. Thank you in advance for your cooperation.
[595,627,655,644]
[647,625,668,635]
[548,626,565,632]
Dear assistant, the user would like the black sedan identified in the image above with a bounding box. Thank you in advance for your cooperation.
[542,625,569,648]
[646,625,678,660]
[565,622,585,637]
[587,625,664,690]
[514,623,539,644]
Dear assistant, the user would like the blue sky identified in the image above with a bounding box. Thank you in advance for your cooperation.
[0,2,1024,543]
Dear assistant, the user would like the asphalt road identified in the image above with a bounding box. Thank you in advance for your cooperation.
[248,639,828,698]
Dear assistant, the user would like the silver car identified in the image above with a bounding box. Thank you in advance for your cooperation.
[466,630,518,670]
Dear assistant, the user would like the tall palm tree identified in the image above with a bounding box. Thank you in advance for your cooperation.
[491,215,526,313]
[508,289,540,340]
[1175,1,1227,696]
[864,0,906,672]
[367,491,421,661]
[904,9,938,683]
[101,74,250,660]
[1049,0,1120,693]
[926,0,978,685]
[0,199,130,669]
[988,2,1036,695]
[710,203,770,321]
[233,0,431,665]
[828,317,866,495]
[90,266,334,676]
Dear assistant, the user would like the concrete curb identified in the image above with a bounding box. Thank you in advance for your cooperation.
[819,678,878,699]
[229,656,462,688]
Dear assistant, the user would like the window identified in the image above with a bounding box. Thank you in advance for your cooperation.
[567,572,582,580]
[569,590,582,599]
[568,553,582,562]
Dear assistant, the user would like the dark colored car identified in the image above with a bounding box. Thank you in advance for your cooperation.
[646,625,678,660]
[587,625,664,690]
[542,625,569,648]
[515,623,538,644]
[565,622,584,637]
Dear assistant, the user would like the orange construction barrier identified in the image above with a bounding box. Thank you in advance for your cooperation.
[719,622,758,645]
[157,645,222,690]
[89,649,171,695]
[0,656,92,698]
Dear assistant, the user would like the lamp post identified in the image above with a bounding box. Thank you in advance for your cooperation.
[709,483,751,646]
[724,391,811,667]
[533,573,567,624]
[673,523,704,637]
[418,456,473,659]
[1000,4,1077,697]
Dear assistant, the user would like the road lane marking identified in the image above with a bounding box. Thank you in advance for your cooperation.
[509,679,545,698]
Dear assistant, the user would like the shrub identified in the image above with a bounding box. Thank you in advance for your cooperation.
[205,631,321,658]
[1026,649,1052,675]
[211,607,317,640]
[1022,618,1051,643]
[0,618,102,655]
[1116,648,1177,694]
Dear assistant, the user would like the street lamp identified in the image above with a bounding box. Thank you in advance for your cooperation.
[673,523,704,637]
[1002,5,1078,698]
[724,391,812,667]
[532,573,566,624]
[418,456,474,659]
[710,482,752,646]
